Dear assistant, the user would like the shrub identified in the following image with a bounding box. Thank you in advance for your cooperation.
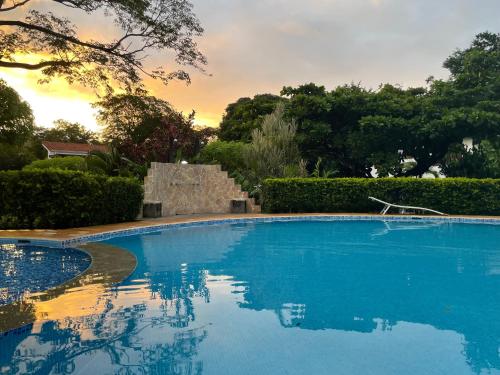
[246,103,305,180]
[0,170,143,229]
[23,156,89,172]
[0,143,35,171]
[262,178,500,216]
[197,140,248,173]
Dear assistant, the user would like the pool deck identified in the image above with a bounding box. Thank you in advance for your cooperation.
[1,213,498,243]
[0,243,137,333]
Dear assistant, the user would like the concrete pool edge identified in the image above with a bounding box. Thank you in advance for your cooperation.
[0,243,137,334]
[0,213,499,248]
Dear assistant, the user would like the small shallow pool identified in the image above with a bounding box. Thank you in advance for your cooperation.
[0,244,91,306]
[1,219,499,374]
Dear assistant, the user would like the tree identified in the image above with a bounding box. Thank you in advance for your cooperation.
[87,149,147,179]
[95,93,180,144]
[283,83,375,177]
[349,85,432,177]
[235,32,499,178]
[245,103,306,182]
[441,140,500,178]
[117,117,204,164]
[0,0,206,91]
[0,78,35,170]
[38,119,98,144]
[444,31,499,90]
[0,143,34,170]
[0,78,34,144]
[96,92,213,164]
[218,94,284,142]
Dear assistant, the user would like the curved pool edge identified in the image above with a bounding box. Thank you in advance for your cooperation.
[1,214,498,249]
[0,243,137,334]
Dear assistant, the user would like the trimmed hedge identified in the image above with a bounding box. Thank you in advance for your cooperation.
[262,178,500,216]
[0,169,144,229]
[23,156,88,172]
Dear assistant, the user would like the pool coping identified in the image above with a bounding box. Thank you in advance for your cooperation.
[0,213,499,248]
[0,243,137,334]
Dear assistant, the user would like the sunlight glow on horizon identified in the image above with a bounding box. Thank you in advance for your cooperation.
[0,67,220,131]
[0,69,101,130]
[1,0,497,134]
[0,52,220,131]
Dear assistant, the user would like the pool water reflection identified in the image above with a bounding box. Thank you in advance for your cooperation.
[1,221,499,374]
[0,245,91,306]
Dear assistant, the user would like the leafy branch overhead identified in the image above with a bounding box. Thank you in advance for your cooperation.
[0,0,206,91]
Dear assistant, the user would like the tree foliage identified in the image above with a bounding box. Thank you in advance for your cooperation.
[218,94,283,142]
[0,78,34,145]
[441,140,500,178]
[0,143,34,170]
[0,78,35,170]
[219,32,500,178]
[95,93,179,144]
[96,92,214,164]
[0,0,206,91]
[37,119,98,144]
[245,103,306,182]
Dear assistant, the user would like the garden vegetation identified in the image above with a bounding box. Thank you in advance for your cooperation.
[0,170,143,229]
[262,178,500,216]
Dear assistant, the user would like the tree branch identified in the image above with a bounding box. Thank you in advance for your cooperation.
[0,0,31,12]
[0,20,121,54]
[0,59,72,70]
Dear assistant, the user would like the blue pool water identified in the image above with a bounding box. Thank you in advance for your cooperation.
[0,244,91,306]
[1,220,500,374]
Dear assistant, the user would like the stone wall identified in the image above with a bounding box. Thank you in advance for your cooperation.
[143,163,260,216]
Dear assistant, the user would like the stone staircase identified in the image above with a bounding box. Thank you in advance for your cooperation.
[216,168,261,214]
[144,163,260,216]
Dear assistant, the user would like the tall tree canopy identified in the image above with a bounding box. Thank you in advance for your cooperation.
[37,119,98,144]
[218,94,283,142]
[357,31,499,176]
[0,0,206,91]
[246,103,305,181]
[0,78,33,144]
[95,93,179,144]
[0,78,35,169]
[218,32,500,178]
[95,92,214,163]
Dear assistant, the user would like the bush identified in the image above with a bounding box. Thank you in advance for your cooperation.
[0,169,143,229]
[0,143,35,171]
[262,178,500,216]
[197,140,248,173]
[23,156,89,172]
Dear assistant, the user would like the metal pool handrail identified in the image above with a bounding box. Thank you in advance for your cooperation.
[368,196,448,216]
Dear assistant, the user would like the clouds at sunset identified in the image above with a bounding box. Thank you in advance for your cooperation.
[1,0,499,130]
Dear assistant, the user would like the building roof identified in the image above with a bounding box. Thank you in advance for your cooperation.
[42,141,109,154]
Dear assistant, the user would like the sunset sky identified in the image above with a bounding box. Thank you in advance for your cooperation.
[0,0,499,131]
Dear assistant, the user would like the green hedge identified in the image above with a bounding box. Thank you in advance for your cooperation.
[23,156,88,172]
[262,178,500,216]
[0,169,144,229]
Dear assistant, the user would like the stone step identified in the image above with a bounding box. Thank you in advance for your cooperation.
[246,198,261,213]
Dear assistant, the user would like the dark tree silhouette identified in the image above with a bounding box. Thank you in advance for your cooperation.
[0,0,206,91]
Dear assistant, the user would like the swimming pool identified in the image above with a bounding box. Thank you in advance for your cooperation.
[1,219,499,374]
[0,244,91,306]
